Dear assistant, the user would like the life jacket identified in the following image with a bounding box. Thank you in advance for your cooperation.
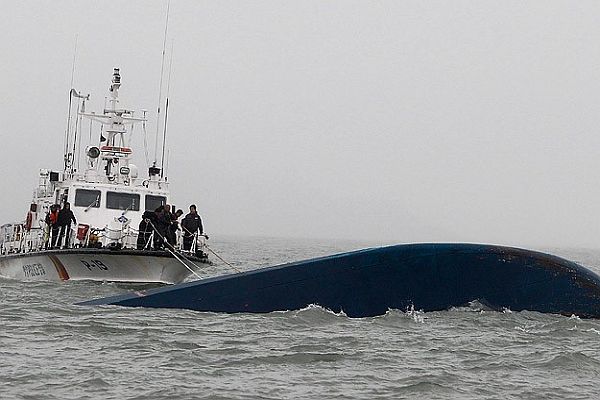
[49,211,58,225]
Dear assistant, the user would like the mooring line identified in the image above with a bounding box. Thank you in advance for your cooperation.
[203,242,242,273]
[147,220,203,279]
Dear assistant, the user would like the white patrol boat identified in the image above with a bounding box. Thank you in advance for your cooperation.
[0,69,208,284]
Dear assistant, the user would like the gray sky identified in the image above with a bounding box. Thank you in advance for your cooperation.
[1,1,600,248]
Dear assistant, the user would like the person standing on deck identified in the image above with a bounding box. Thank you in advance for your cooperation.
[137,209,156,250]
[153,205,171,249]
[46,204,60,249]
[166,209,183,247]
[181,204,204,251]
[57,202,76,248]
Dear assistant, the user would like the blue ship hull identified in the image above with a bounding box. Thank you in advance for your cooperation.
[79,243,600,318]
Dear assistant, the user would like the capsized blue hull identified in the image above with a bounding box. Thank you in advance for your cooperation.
[78,243,600,318]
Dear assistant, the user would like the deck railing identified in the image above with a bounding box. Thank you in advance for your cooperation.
[0,222,207,257]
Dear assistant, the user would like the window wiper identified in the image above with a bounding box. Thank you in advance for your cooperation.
[122,200,135,215]
[84,195,100,212]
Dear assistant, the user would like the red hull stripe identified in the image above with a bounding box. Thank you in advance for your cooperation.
[48,255,70,281]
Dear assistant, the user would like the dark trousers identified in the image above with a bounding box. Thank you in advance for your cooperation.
[183,235,194,251]
[153,229,166,249]
[166,228,177,246]
[58,225,71,248]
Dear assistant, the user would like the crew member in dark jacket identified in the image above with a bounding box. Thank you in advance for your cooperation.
[57,202,76,248]
[166,209,183,247]
[137,210,156,250]
[153,205,171,249]
[181,204,204,251]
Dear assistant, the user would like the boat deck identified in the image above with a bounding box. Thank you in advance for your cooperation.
[0,248,209,263]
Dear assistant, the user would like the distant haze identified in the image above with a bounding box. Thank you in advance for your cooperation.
[2,1,600,249]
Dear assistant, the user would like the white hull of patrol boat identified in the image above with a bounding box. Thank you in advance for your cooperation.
[0,249,204,284]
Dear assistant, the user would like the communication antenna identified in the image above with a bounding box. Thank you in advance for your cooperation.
[165,149,171,180]
[142,109,150,168]
[160,41,174,178]
[154,0,171,168]
[63,35,78,171]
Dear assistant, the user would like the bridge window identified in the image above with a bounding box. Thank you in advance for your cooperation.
[145,195,166,211]
[74,189,101,208]
[107,192,140,211]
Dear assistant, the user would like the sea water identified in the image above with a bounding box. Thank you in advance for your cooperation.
[1,237,600,399]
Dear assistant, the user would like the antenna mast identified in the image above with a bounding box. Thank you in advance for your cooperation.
[63,36,78,172]
[153,0,171,169]
[160,41,174,178]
